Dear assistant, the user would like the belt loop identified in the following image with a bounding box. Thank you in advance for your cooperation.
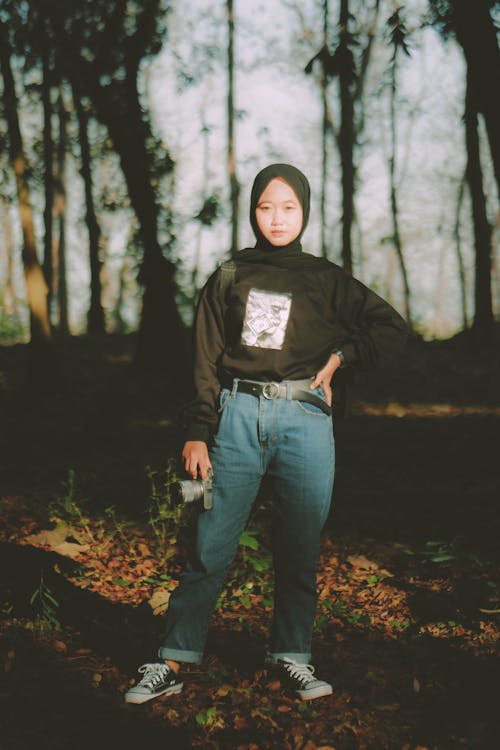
[231,378,239,398]
[286,381,292,400]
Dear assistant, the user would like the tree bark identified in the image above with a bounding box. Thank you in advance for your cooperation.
[320,0,329,259]
[388,37,413,329]
[54,86,69,337]
[227,0,240,256]
[452,0,500,201]
[0,197,18,318]
[338,0,355,273]
[464,70,494,344]
[0,22,57,384]
[41,36,55,323]
[453,171,468,330]
[72,81,105,335]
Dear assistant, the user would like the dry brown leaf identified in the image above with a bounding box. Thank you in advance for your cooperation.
[52,640,68,653]
[346,554,378,570]
[267,679,281,691]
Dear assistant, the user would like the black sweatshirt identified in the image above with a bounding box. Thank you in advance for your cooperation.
[183,254,408,443]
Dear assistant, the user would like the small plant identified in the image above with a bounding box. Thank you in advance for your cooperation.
[49,469,94,543]
[145,462,186,560]
[217,524,274,612]
[104,504,129,542]
[195,706,221,731]
[30,570,60,634]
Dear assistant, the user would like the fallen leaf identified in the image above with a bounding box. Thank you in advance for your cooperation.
[233,715,249,730]
[148,589,170,615]
[347,554,378,570]
[4,649,15,674]
[52,640,68,653]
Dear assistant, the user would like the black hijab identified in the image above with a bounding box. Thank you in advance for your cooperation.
[238,163,331,270]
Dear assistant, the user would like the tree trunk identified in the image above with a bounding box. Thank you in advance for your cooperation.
[72,81,105,335]
[452,0,500,201]
[464,70,494,344]
[227,0,240,256]
[192,115,211,312]
[0,197,18,318]
[89,73,187,379]
[433,229,448,337]
[385,245,397,304]
[453,171,469,330]
[320,0,329,259]
[114,251,131,334]
[338,0,355,273]
[55,86,69,337]
[41,38,55,323]
[388,41,413,329]
[0,22,57,385]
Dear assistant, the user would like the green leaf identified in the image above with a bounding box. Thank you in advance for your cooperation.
[239,530,259,551]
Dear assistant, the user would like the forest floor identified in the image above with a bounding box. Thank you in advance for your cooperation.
[0,332,499,750]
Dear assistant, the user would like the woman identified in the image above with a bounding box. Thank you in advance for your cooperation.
[125,163,407,704]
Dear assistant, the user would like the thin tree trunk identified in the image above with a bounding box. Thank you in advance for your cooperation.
[0,197,18,317]
[41,37,54,323]
[493,210,500,319]
[55,87,69,337]
[385,245,397,303]
[0,22,55,377]
[192,116,211,312]
[227,0,239,256]
[388,41,412,329]
[72,81,105,334]
[464,70,494,344]
[453,170,468,330]
[114,250,131,334]
[320,0,329,259]
[433,229,447,337]
[338,0,355,273]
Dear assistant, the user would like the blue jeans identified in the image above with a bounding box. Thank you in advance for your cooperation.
[159,380,335,665]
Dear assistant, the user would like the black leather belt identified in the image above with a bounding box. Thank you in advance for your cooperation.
[225,378,332,416]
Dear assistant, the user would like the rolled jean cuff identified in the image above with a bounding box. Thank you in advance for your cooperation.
[158,647,203,664]
[266,651,312,665]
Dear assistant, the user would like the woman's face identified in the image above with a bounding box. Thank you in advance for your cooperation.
[255,178,303,247]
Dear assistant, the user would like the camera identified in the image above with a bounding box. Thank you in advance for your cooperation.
[172,471,213,511]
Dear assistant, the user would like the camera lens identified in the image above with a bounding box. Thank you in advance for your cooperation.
[172,480,204,504]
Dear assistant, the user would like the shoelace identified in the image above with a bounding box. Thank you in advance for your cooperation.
[281,659,316,685]
[137,663,170,689]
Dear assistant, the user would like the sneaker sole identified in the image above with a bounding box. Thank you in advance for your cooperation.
[125,682,184,704]
[297,684,333,701]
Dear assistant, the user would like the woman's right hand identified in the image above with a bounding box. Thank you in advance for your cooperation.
[182,441,212,480]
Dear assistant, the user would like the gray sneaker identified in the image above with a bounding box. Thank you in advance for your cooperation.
[276,658,332,701]
[124,662,183,704]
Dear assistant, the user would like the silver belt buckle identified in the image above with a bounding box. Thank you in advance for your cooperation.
[262,382,280,399]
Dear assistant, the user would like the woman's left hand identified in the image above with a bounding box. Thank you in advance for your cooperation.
[310,353,343,406]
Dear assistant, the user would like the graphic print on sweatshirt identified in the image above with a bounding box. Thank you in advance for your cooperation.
[241,288,292,349]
